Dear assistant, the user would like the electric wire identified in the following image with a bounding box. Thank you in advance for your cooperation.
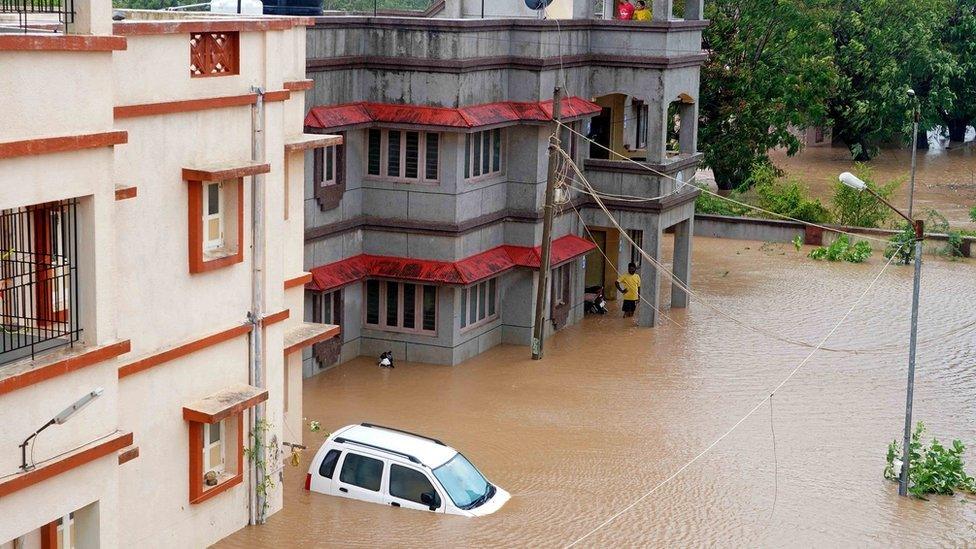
[557,145,893,354]
[0,430,123,481]
[556,120,894,244]
[563,243,906,548]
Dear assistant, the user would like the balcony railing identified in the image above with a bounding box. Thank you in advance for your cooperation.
[0,0,74,33]
[0,200,81,367]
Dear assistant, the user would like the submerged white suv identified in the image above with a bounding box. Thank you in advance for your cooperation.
[305,423,510,516]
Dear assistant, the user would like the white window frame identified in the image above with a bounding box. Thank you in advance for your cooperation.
[310,289,341,325]
[202,181,224,252]
[460,277,498,331]
[364,280,438,335]
[202,420,226,475]
[464,128,504,181]
[365,129,439,183]
[55,512,75,549]
[318,145,338,187]
[552,264,571,308]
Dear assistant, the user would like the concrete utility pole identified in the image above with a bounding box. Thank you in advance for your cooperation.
[532,87,562,360]
[908,89,920,219]
[899,218,924,496]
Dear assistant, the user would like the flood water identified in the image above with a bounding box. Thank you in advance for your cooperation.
[218,237,976,548]
[770,140,976,231]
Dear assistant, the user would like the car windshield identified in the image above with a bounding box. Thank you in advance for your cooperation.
[432,453,490,509]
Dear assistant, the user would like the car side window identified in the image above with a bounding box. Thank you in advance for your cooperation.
[339,452,383,491]
[318,449,341,479]
[389,464,438,506]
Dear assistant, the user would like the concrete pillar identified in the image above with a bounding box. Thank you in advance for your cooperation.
[652,0,674,21]
[602,0,613,19]
[678,102,698,155]
[645,101,669,164]
[671,217,694,308]
[638,221,663,327]
[684,0,705,20]
[70,0,112,35]
[570,0,594,18]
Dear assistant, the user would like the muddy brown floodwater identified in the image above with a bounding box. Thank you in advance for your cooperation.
[218,237,976,548]
[770,143,976,230]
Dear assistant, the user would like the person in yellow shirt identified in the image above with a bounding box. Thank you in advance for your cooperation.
[615,262,641,317]
[633,1,652,21]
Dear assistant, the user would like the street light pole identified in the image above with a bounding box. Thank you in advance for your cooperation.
[907,89,920,219]
[839,172,924,497]
[899,219,924,496]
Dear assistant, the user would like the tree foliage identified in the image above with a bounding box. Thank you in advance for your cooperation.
[831,164,900,227]
[700,0,838,190]
[828,0,955,160]
[940,1,976,139]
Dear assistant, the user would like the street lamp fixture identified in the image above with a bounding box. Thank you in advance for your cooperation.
[838,172,923,498]
[18,388,104,471]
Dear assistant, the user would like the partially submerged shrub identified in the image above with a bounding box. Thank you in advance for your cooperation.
[884,422,976,499]
[750,164,832,224]
[808,235,872,263]
[885,223,916,265]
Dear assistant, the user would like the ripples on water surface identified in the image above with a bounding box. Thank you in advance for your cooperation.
[218,238,976,548]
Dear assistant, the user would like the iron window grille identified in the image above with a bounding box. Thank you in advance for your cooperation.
[0,0,75,33]
[0,200,81,367]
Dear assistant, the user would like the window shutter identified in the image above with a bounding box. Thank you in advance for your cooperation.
[405,132,419,179]
[313,148,324,187]
[425,133,438,180]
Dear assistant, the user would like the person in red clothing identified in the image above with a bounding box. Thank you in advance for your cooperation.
[617,0,636,19]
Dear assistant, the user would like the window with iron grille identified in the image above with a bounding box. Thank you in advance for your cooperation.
[0,200,81,368]
[0,0,75,32]
[364,280,437,334]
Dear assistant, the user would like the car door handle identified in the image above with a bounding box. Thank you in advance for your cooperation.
[390,502,400,507]
[339,487,348,493]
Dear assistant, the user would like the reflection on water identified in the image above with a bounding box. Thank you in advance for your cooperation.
[771,140,976,230]
[218,238,976,548]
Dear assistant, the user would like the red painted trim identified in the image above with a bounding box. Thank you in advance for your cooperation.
[0,340,131,396]
[0,34,127,52]
[182,164,270,182]
[283,79,314,91]
[283,325,340,356]
[0,432,133,498]
[0,131,127,160]
[115,89,290,119]
[265,89,291,102]
[118,324,250,379]
[182,390,268,423]
[284,273,312,289]
[115,186,138,201]
[40,521,57,549]
[114,18,300,36]
[263,309,290,326]
[118,447,140,465]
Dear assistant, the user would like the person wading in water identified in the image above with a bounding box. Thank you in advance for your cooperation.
[615,262,641,318]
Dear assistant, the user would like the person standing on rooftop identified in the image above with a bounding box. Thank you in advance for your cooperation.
[633,0,652,21]
[617,0,636,20]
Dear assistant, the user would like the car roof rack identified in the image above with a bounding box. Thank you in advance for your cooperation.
[334,437,424,465]
[360,422,446,446]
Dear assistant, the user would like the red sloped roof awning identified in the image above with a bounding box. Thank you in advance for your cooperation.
[503,234,597,268]
[308,255,369,292]
[304,97,601,132]
[306,235,597,291]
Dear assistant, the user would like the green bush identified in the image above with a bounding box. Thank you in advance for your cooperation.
[832,165,901,228]
[884,422,976,499]
[808,235,872,263]
[750,164,832,224]
[694,185,751,216]
[970,205,976,223]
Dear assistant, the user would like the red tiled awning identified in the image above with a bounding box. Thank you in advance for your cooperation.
[307,235,596,291]
[305,97,601,132]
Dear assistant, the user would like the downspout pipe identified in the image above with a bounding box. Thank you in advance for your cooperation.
[249,86,267,524]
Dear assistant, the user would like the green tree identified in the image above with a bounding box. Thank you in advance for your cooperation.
[699,0,837,190]
[940,1,976,141]
[829,0,956,160]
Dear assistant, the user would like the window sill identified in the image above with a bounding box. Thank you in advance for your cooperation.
[363,176,439,186]
[190,471,242,504]
[193,247,243,274]
[364,324,438,337]
[460,315,499,334]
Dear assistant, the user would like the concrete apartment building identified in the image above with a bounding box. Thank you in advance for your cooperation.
[300,0,704,372]
[0,3,336,547]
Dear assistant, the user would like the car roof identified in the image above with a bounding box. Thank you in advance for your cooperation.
[333,424,458,469]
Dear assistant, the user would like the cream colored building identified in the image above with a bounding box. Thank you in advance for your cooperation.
[0,3,336,547]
